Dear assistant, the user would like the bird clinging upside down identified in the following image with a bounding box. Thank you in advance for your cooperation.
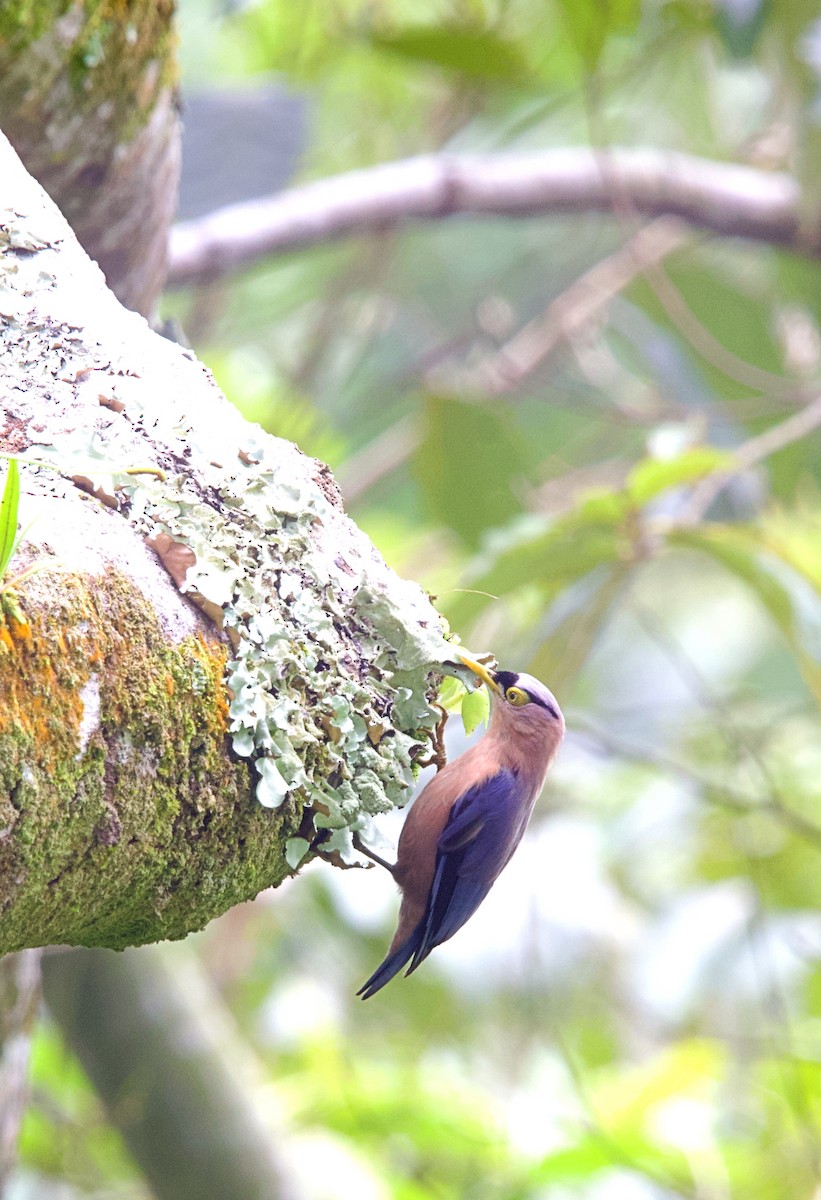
[358,655,564,999]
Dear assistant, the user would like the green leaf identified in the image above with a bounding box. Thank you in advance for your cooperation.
[368,25,530,83]
[414,395,526,548]
[671,523,821,704]
[461,685,490,736]
[534,1140,614,1182]
[0,457,20,580]
[555,0,640,71]
[436,674,465,711]
[627,448,731,506]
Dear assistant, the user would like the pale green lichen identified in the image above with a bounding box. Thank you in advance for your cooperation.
[28,402,459,864]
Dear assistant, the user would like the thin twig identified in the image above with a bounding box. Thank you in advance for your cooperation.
[336,415,421,504]
[575,714,821,847]
[679,391,821,524]
[640,254,804,397]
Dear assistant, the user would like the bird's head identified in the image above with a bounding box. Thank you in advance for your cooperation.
[457,654,565,747]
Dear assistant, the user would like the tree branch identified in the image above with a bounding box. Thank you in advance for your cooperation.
[168,148,805,287]
[680,391,821,524]
[426,215,693,395]
[0,133,454,954]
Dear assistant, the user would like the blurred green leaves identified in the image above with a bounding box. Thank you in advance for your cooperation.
[673,516,821,704]
[414,394,526,547]
[19,1023,138,1193]
[445,446,730,627]
[626,447,731,506]
[367,25,531,83]
[555,0,640,71]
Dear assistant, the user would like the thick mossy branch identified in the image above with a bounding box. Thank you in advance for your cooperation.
[0,133,456,953]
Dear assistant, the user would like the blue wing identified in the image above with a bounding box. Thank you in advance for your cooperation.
[406,768,523,975]
[357,925,424,1000]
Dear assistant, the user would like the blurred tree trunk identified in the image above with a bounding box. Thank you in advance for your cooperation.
[42,946,303,1200]
[0,952,41,1194]
[0,0,180,317]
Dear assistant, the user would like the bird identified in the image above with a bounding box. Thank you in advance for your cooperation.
[357,655,564,999]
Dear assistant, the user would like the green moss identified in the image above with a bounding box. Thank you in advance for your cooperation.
[0,0,71,52]
[0,567,297,954]
[0,0,178,154]
[64,0,177,133]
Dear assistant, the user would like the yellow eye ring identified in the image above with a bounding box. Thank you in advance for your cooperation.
[505,686,530,707]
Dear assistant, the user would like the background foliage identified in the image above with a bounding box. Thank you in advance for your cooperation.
[14,0,821,1196]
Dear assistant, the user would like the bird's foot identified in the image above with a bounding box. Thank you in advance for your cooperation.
[352,833,396,875]
[415,702,448,772]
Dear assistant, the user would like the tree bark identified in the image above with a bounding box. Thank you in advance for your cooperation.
[0,132,451,955]
[0,0,180,317]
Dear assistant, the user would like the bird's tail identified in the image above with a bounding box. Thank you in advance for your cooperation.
[357,926,423,1000]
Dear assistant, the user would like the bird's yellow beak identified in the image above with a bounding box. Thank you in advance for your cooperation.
[457,651,501,694]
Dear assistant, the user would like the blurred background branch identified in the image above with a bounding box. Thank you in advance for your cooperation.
[168,150,802,287]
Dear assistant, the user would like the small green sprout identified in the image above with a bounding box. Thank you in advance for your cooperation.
[460,684,490,736]
[0,456,43,628]
[0,457,20,582]
[437,669,491,738]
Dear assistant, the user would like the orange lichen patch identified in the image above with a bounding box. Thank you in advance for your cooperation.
[194,634,231,732]
[0,624,86,751]
[7,616,32,644]
[213,681,230,729]
[165,673,175,697]
[0,572,109,759]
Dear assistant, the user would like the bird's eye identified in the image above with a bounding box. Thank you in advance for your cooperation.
[505,686,530,706]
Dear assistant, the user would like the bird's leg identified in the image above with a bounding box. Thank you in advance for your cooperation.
[415,703,449,772]
[352,832,396,875]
